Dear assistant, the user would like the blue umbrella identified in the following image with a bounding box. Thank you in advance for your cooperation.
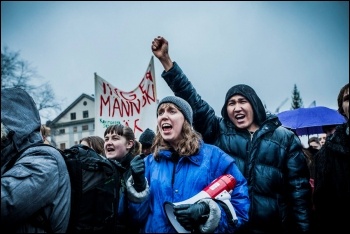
[277,106,346,136]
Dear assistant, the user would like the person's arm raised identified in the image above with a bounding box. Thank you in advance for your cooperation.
[151,36,173,72]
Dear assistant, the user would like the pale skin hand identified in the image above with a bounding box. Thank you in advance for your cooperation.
[151,36,173,72]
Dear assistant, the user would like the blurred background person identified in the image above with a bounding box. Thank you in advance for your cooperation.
[304,136,321,182]
[308,137,321,151]
[318,124,338,146]
[322,124,337,136]
[138,128,155,158]
[40,124,51,145]
[80,136,106,157]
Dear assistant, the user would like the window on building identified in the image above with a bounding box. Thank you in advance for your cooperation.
[60,143,66,150]
[73,126,77,133]
[82,125,89,131]
[71,112,76,120]
[59,129,65,134]
[83,110,89,118]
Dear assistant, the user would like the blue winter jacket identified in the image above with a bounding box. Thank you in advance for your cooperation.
[129,142,250,233]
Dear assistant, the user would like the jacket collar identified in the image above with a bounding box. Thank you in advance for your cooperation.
[157,149,203,166]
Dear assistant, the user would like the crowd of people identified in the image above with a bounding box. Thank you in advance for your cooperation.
[1,36,348,233]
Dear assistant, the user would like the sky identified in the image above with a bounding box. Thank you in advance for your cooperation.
[1,1,349,126]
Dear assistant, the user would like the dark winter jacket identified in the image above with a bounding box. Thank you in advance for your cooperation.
[110,152,141,233]
[313,121,350,233]
[1,88,71,233]
[161,62,312,233]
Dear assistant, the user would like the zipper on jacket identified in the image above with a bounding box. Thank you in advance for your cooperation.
[249,131,255,140]
[171,152,179,188]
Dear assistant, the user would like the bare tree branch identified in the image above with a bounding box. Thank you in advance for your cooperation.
[1,46,62,121]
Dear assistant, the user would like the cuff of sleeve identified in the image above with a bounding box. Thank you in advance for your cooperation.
[198,199,221,233]
[126,175,150,203]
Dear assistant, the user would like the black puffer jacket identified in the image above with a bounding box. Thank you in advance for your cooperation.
[313,121,350,233]
[162,62,312,233]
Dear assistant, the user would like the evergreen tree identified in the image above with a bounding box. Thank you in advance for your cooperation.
[291,84,303,109]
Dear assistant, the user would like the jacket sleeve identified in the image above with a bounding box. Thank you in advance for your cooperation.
[219,157,250,233]
[162,62,221,143]
[208,148,250,233]
[126,158,152,226]
[287,133,312,232]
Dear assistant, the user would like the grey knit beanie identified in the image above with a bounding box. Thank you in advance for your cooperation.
[157,96,193,126]
[139,128,155,147]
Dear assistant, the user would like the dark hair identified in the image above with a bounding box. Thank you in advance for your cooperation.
[308,136,320,145]
[337,83,349,118]
[80,136,105,157]
[104,124,141,156]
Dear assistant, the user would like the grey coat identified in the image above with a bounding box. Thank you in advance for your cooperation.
[1,88,71,233]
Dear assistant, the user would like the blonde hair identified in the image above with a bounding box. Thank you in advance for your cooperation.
[152,116,202,160]
[40,124,51,144]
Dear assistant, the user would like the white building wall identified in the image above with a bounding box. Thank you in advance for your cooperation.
[51,96,96,149]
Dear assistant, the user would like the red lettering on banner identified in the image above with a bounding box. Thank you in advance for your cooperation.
[110,96,141,117]
[102,81,113,95]
[133,119,142,133]
[99,72,155,118]
[123,119,143,134]
[145,71,153,81]
[139,78,156,106]
[100,95,110,117]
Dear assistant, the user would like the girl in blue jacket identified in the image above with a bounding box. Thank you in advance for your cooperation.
[128,96,250,233]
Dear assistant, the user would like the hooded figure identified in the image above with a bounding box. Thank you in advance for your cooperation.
[1,88,71,233]
[221,84,267,126]
[139,128,156,157]
[151,36,312,234]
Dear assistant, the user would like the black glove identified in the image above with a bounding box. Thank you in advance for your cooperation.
[173,202,210,232]
[130,155,146,192]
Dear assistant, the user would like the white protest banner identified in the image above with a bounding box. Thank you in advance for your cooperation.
[94,56,157,139]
